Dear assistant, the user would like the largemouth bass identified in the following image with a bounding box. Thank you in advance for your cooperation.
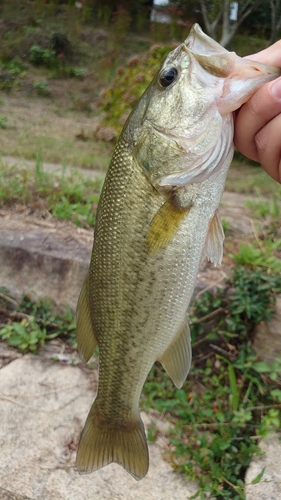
[76,24,280,480]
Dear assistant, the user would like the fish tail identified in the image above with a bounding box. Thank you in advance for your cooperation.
[76,402,149,480]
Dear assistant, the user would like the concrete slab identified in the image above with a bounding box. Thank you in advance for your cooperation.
[245,435,281,500]
[0,211,92,310]
[0,354,198,500]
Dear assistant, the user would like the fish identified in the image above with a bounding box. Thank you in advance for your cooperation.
[75,24,280,480]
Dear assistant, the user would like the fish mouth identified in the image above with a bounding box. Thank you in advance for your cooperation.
[218,56,281,114]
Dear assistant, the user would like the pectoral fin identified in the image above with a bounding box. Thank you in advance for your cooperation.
[76,273,98,363]
[202,209,224,266]
[147,199,191,252]
[158,319,191,389]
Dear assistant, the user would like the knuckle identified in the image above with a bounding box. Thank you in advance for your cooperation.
[247,94,262,118]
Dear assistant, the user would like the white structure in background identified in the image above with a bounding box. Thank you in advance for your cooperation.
[230,2,238,21]
[150,1,239,25]
[150,0,171,23]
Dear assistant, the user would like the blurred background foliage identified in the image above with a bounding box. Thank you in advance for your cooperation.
[0,0,280,160]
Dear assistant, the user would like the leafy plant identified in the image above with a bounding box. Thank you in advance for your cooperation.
[33,79,51,96]
[0,319,53,352]
[67,66,87,79]
[29,44,57,68]
[0,115,8,128]
[226,266,281,335]
[233,242,281,272]
[0,293,76,353]
[141,264,281,499]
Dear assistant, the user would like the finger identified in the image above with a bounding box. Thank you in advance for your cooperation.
[245,39,281,67]
[254,113,281,183]
[234,77,281,163]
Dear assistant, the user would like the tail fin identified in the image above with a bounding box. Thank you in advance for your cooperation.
[76,402,149,480]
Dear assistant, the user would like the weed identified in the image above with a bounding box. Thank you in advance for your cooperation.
[0,319,53,352]
[221,218,230,232]
[33,79,51,96]
[247,196,281,220]
[0,58,26,91]
[29,45,57,68]
[0,158,102,228]
[233,242,281,272]
[246,194,281,240]
[0,291,76,353]
[0,115,8,129]
[3,59,26,76]
[67,67,87,79]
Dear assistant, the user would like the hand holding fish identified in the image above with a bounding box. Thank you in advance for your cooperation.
[234,39,281,183]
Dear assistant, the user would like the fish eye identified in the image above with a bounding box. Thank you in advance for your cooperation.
[159,67,178,88]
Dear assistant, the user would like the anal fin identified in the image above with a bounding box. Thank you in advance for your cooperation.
[158,319,191,389]
[202,209,224,266]
[76,273,98,363]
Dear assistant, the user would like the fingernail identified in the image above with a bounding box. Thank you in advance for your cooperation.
[270,77,281,99]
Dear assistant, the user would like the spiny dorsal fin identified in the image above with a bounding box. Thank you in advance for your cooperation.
[76,273,98,363]
[147,198,191,252]
[158,319,191,389]
[202,209,224,266]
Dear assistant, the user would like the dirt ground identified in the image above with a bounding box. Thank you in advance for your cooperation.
[0,92,113,170]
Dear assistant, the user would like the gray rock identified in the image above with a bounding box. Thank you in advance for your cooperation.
[0,355,197,500]
[253,295,281,364]
[245,435,281,500]
[0,212,92,310]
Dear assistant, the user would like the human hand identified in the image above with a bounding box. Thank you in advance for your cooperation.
[234,40,281,183]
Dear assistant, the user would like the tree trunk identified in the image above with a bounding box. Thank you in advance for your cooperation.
[268,0,281,45]
[199,0,223,40]
[200,0,264,47]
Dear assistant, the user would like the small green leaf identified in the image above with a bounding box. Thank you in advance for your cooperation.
[271,389,281,402]
[252,362,271,373]
[251,466,265,484]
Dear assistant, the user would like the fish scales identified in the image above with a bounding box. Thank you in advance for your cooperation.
[75,24,281,480]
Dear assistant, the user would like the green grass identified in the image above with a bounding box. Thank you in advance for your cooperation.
[227,159,281,196]
[0,115,113,171]
[0,156,103,228]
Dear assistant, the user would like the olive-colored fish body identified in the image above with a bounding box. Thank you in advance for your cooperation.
[76,24,280,480]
